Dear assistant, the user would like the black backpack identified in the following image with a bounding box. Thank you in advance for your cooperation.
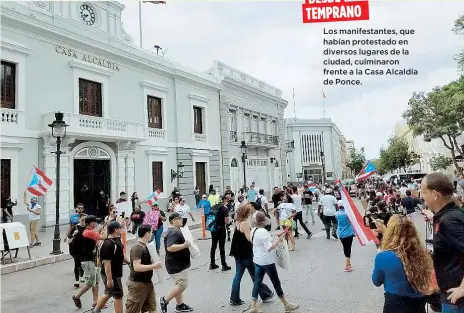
[255,196,263,210]
[69,226,85,258]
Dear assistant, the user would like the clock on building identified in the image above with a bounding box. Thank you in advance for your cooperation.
[79,3,96,26]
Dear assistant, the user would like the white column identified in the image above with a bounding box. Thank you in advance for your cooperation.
[126,150,136,195]
[41,136,72,227]
[116,150,127,198]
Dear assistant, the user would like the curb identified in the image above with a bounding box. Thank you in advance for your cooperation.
[1,222,202,275]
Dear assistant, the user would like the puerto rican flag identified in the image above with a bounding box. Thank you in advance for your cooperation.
[338,182,379,246]
[27,166,53,196]
[355,161,377,182]
[308,183,317,192]
[146,190,161,206]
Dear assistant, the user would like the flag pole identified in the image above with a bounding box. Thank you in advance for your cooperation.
[322,89,326,118]
[293,88,296,121]
[139,1,143,48]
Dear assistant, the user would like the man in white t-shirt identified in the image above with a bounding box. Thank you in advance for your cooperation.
[399,183,409,197]
[318,189,338,240]
[255,189,268,213]
[175,198,195,227]
[24,191,41,247]
[291,186,313,239]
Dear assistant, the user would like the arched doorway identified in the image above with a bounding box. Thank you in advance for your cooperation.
[70,142,116,215]
[230,157,240,194]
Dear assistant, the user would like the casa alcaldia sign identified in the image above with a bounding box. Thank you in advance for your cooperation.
[55,45,120,71]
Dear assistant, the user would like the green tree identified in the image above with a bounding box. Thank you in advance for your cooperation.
[372,158,387,176]
[402,76,464,176]
[453,15,464,71]
[346,147,366,175]
[430,154,453,171]
[386,137,412,172]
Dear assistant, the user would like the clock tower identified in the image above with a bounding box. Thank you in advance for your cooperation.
[23,1,133,44]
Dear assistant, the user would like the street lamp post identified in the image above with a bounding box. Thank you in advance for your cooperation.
[240,141,248,191]
[320,151,326,185]
[48,112,68,255]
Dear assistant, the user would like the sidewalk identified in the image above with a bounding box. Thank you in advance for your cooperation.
[1,209,203,275]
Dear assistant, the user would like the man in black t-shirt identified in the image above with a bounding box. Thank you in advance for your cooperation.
[93,221,129,313]
[400,190,422,215]
[302,185,315,225]
[209,195,231,271]
[272,187,284,230]
[126,224,162,313]
[159,213,193,313]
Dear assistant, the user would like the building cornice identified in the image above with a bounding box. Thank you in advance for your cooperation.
[140,80,170,92]
[188,93,209,102]
[191,150,212,157]
[69,60,114,76]
[145,148,169,155]
[0,37,33,55]
[1,7,221,90]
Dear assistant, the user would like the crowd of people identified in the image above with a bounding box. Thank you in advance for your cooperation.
[3,171,464,313]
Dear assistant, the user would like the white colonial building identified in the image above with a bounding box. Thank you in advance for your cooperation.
[285,118,343,183]
[0,1,224,227]
[206,61,287,197]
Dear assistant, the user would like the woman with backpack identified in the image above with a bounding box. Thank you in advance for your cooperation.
[68,213,86,288]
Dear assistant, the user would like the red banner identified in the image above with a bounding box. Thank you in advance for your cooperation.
[302,0,370,24]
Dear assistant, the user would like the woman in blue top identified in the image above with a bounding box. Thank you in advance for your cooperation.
[372,214,433,313]
[335,200,355,272]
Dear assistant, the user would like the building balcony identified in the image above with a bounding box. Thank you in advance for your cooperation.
[230,130,237,143]
[41,112,145,141]
[147,128,167,140]
[243,132,279,148]
[1,108,25,136]
[286,140,295,152]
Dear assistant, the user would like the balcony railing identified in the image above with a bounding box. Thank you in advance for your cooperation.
[230,131,237,142]
[2,108,25,135]
[148,128,166,140]
[42,112,145,140]
[243,132,279,146]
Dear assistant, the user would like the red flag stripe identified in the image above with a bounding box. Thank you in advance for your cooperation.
[34,166,53,186]
[27,186,44,197]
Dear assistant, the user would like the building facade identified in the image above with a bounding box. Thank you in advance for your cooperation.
[1,1,224,227]
[340,135,348,178]
[285,118,343,183]
[206,61,287,197]
[393,119,464,174]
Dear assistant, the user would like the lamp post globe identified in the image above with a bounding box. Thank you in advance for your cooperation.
[240,141,247,192]
[48,112,68,255]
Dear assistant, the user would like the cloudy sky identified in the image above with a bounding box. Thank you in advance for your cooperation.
[121,0,464,159]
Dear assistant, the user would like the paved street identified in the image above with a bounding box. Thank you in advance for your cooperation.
[1,202,389,313]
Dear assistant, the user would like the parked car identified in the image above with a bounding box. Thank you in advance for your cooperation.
[341,179,357,197]
[383,172,427,184]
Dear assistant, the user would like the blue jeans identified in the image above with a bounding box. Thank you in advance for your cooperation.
[149,226,163,252]
[442,302,464,313]
[230,257,273,303]
[252,263,284,301]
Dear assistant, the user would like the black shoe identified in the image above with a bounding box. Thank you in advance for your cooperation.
[159,296,168,313]
[72,295,82,309]
[227,236,231,241]
[326,235,330,240]
[210,264,219,270]
[175,303,193,312]
[307,232,313,239]
[230,299,245,306]
[294,235,299,239]
[332,233,338,239]
[222,265,231,271]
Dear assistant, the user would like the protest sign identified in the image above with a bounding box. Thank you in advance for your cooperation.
[274,235,291,271]
[180,226,201,259]
[115,201,132,217]
[146,241,167,284]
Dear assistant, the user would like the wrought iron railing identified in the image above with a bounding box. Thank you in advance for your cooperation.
[243,132,279,145]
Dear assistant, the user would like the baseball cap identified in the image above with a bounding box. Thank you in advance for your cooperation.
[325,188,333,194]
[107,221,121,234]
[337,200,344,207]
[85,215,97,224]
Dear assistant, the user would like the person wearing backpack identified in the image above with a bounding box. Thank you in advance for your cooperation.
[209,195,232,271]
[93,221,130,313]
[72,215,106,310]
[255,189,268,214]
[68,213,86,288]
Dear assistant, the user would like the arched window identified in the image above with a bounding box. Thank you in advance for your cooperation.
[231,158,238,167]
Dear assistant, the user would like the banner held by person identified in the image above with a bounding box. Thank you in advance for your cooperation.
[180,226,201,259]
[27,166,53,196]
[274,233,291,271]
[338,182,379,247]
[146,241,167,284]
[355,161,377,182]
